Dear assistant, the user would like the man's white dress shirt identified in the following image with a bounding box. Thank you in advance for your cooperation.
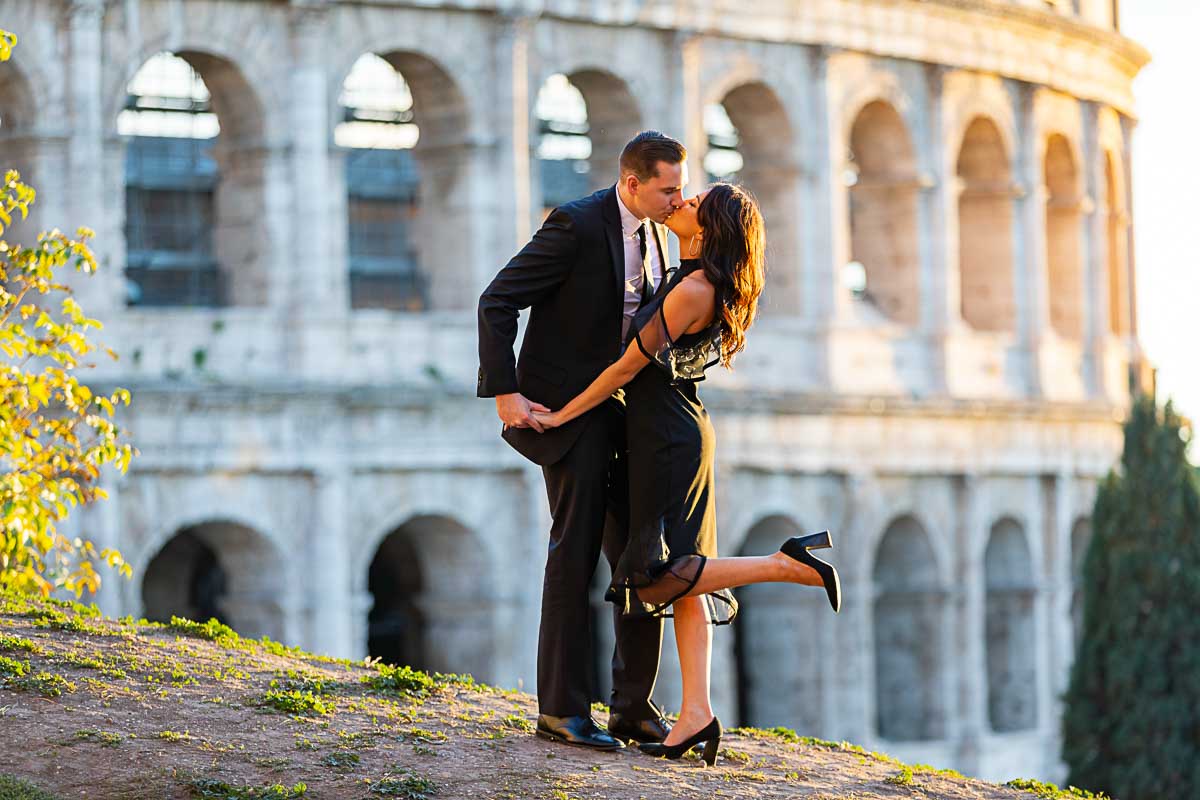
[615,187,665,341]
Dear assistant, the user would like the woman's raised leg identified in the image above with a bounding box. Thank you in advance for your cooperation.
[685,552,823,598]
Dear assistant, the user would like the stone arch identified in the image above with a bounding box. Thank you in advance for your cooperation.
[0,55,40,224]
[534,68,643,211]
[359,514,497,681]
[140,519,287,640]
[710,81,801,315]
[1045,133,1084,339]
[119,50,270,307]
[872,514,946,741]
[848,100,921,326]
[733,515,825,731]
[983,517,1038,732]
[0,54,37,134]
[1104,150,1131,336]
[334,49,473,311]
[569,69,644,191]
[957,116,1016,332]
[1070,516,1092,645]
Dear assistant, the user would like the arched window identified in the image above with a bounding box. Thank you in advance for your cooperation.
[141,520,285,640]
[337,51,470,311]
[849,102,920,326]
[984,518,1038,732]
[120,53,220,307]
[708,83,800,314]
[873,515,946,740]
[733,515,826,731]
[365,515,495,680]
[535,69,643,216]
[337,54,422,310]
[1045,134,1083,339]
[535,74,592,215]
[957,118,1015,332]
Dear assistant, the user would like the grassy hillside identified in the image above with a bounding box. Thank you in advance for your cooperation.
[0,591,1103,799]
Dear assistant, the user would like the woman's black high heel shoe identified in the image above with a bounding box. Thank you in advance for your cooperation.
[637,717,722,767]
[780,530,841,612]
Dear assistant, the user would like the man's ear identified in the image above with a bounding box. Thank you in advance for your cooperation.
[621,173,639,195]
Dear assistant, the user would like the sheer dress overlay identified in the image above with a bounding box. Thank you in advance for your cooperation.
[606,260,737,626]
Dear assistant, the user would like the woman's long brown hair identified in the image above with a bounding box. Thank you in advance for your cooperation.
[696,183,766,367]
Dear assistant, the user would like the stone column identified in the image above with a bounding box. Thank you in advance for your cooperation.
[483,13,536,289]
[283,0,345,379]
[1012,81,1049,397]
[805,46,841,391]
[954,475,987,774]
[1079,101,1106,398]
[1042,472,1074,777]
[835,471,878,744]
[65,0,122,313]
[805,46,841,327]
[918,64,954,396]
[305,465,355,658]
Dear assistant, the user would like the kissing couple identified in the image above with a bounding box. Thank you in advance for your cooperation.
[477,131,841,765]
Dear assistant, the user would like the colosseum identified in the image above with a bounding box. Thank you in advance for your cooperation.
[0,0,1149,783]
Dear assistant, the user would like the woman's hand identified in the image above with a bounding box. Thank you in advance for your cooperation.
[530,410,561,431]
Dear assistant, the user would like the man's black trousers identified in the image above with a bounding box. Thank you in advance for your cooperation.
[536,401,663,719]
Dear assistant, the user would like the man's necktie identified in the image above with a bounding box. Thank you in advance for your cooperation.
[636,223,654,305]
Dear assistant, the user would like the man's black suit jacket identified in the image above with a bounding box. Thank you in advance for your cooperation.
[477,185,667,466]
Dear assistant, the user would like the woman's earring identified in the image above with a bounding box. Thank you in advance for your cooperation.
[688,236,701,258]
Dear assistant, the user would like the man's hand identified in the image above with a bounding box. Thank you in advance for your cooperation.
[496,393,551,433]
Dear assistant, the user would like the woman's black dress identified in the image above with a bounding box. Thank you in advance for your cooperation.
[605,259,738,625]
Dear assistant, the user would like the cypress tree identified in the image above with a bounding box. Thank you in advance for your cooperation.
[1062,395,1200,799]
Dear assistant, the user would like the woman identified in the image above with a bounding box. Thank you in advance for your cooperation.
[532,183,840,766]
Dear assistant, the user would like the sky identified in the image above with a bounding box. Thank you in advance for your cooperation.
[1120,4,1200,433]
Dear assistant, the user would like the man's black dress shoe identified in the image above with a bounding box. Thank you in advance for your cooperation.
[607,712,672,745]
[535,714,624,750]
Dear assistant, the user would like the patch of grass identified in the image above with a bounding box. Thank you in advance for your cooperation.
[717,747,752,765]
[74,728,122,747]
[31,610,118,637]
[367,770,437,798]
[0,634,45,655]
[364,663,437,698]
[431,671,499,693]
[158,730,193,743]
[0,654,29,678]
[269,670,329,694]
[912,762,967,780]
[886,766,915,786]
[322,751,360,771]
[44,597,103,618]
[168,617,249,649]
[5,667,74,697]
[261,689,334,716]
[501,714,533,733]
[1005,778,1110,799]
[0,773,61,800]
[187,779,308,799]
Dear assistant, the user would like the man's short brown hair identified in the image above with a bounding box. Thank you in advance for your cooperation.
[619,131,687,181]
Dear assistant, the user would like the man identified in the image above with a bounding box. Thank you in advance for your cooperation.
[477,131,687,749]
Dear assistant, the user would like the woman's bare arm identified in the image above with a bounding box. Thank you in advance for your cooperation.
[533,276,715,429]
